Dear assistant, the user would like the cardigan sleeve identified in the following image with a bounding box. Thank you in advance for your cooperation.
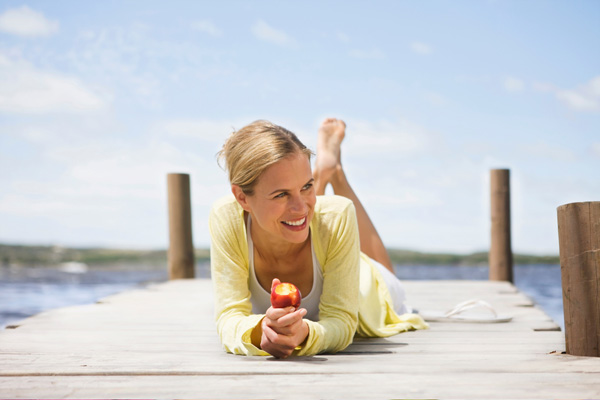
[208,198,269,356]
[295,197,360,355]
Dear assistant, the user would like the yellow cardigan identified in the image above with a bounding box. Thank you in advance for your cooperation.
[209,195,427,356]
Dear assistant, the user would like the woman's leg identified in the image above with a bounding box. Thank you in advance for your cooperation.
[313,118,394,273]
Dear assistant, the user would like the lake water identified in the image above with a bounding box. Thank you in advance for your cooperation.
[0,262,563,330]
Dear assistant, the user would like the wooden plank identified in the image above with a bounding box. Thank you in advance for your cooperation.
[1,372,599,400]
[0,279,598,399]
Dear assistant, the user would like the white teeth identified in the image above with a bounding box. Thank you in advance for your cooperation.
[283,217,305,226]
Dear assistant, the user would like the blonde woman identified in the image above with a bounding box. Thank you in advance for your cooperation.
[209,118,427,358]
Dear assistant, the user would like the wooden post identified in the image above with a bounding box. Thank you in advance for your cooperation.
[557,202,600,357]
[489,169,513,282]
[167,173,195,279]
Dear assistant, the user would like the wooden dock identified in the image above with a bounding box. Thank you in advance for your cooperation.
[1,279,599,399]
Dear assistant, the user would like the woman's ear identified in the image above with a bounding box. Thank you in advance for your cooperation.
[231,185,251,212]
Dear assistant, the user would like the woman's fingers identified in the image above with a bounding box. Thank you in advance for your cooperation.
[265,306,295,320]
[260,323,297,358]
[270,278,281,292]
[260,308,309,358]
[276,308,306,329]
[265,307,306,334]
[261,321,280,343]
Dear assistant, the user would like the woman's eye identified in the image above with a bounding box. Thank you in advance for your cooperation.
[302,183,313,191]
[274,192,287,199]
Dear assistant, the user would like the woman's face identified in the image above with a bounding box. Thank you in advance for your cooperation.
[237,152,316,245]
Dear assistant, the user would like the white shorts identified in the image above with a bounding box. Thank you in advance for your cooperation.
[372,260,410,315]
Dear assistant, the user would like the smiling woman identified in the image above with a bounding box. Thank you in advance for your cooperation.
[209,118,427,358]
[233,153,315,247]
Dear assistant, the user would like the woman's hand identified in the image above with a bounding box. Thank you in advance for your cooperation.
[261,306,309,358]
[254,278,309,358]
[260,305,309,358]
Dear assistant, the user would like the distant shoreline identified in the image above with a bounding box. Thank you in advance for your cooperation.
[388,249,559,266]
[0,243,559,267]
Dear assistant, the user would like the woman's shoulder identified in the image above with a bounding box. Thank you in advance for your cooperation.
[315,195,355,215]
[209,195,244,226]
[313,195,357,230]
[311,196,360,270]
[211,194,239,211]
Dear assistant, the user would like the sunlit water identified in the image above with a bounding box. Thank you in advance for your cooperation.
[0,263,563,330]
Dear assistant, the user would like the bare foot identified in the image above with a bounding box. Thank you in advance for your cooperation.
[314,118,346,195]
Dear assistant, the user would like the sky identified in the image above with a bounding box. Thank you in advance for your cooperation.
[0,1,599,255]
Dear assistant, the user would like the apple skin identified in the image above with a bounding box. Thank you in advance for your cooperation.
[270,282,302,309]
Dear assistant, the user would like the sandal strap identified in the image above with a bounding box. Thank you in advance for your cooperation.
[444,299,498,318]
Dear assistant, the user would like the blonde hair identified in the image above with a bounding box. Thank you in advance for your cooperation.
[217,120,314,195]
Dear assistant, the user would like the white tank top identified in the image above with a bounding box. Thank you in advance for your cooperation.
[247,215,323,321]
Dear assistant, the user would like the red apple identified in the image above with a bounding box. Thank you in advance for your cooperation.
[270,282,302,309]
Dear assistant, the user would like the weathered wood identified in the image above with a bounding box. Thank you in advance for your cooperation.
[167,173,195,279]
[489,169,513,282]
[557,201,600,357]
[1,373,600,400]
[0,280,598,399]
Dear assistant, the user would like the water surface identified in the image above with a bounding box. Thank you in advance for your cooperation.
[0,262,563,330]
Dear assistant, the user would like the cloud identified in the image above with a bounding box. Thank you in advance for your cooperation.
[251,20,292,46]
[348,48,385,60]
[362,187,442,207]
[160,119,238,142]
[336,31,350,43]
[191,20,222,37]
[410,41,432,55]
[0,125,229,247]
[63,24,174,108]
[519,141,576,162]
[343,118,435,156]
[532,81,555,93]
[0,55,107,114]
[0,6,59,37]
[504,76,524,92]
[555,76,600,113]
[535,76,600,113]
[423,91,446,106]
[592,143,600,158]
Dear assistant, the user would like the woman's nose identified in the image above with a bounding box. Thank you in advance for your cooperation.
[289,194,307,213]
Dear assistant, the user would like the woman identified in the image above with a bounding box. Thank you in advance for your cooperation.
[209,118,427,358]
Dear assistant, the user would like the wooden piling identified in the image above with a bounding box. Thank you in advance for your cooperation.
[167,173,195,279]
[557,201,600,357]
[489,169,513,282]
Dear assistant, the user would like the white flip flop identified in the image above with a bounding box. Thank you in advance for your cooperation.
[421,299,512,323]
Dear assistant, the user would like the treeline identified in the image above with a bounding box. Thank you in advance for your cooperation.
[0,244,209,267]
[1,243,559,267]
[387,249,559,266]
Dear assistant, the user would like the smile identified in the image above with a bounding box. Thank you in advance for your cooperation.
[282,217,306,227]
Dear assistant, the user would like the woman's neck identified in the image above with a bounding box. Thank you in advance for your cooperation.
[247,212,313,294]
[250,217,309,262]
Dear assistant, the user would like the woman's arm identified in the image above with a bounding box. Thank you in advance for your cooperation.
[209,198,269,356]
[295,198,361,355]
